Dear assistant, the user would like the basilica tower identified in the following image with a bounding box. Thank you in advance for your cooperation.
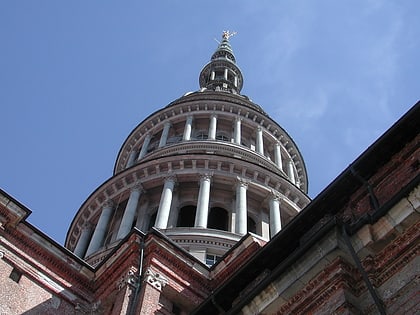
[65,32,310,266]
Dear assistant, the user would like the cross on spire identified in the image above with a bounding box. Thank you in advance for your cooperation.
[222,30,237,40]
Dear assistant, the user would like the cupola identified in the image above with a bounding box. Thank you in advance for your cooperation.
[199,31,243,94]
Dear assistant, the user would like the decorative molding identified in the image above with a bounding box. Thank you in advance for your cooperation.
[144,268,168,291]
[116,269,138,290]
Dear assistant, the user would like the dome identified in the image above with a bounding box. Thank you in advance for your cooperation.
[65,33,310,266]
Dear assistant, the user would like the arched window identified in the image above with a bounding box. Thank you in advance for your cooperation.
[208,207,229,231]
[195,132,208,140]
[216,134,230,142]
[247,217,257,234]
[177,205,196,227]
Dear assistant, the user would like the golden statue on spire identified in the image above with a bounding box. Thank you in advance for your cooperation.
[222,30,237,40]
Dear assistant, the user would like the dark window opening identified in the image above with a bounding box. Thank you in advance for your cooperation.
[147,212,157,231]
[206,254,222,266]
[9,268,22,283]
[216,134,230,142]
[208,207,229,231]
[214,70,224,80]
[177,206,196,227]
[195,132,208,140]
[248,217,257,234]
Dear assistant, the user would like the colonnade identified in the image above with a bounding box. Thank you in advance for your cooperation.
[125,114,298,184]
[75,176,285,258]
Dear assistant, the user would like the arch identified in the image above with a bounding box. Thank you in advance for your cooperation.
[247,216,257,234]
[208,207,229,231]
[177,205,196,227]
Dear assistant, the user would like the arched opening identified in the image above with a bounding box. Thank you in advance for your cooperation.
[195,132,208,140]
[247,216,257,234]
[208,207,229,231]
[177,205,196,227]
[216,134,230,142]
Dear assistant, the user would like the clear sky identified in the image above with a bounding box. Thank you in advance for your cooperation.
[1,1,418,244]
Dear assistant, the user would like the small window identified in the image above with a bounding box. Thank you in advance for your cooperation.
[9,268,22,283]
[206,254,221,266]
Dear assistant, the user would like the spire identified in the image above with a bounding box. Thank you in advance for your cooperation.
[199,31,243,94]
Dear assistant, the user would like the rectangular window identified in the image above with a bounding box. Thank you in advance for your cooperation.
[205,254,221,266]
[9,268,22,283]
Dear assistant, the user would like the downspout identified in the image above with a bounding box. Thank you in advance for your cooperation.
[341,224,386,315]
[128,238,145,315]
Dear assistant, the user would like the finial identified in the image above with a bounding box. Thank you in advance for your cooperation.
[222,30,237,40]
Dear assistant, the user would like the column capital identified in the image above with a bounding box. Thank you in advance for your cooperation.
[210,113,218,118]
[164,174,177,185]
[236,177,249,189]
[199,172,213,182]
[103,199,115,209]
[131,181,144,192]
[269,190,282,202]
[81,221,94,230]
[235,115,243,122]
[163,121,172,128]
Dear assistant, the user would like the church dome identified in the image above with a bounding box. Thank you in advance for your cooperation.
[65,32,310,266]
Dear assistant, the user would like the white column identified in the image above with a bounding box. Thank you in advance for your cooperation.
[274,142,283,170]
[74,222,92,258]
[208,114,217,140]
[138,133,152,160]
[233,117,242,145]
[211,71,215,80]
[235,178,248,235]
[256,127,264,154]
[155,176,176,229]
[159,122,171,148]
[183,115,193,141]
[86,200,114,256]
[269,193,282,237]
[116,183,143,240]
[126,150,138,168]
[287,159,296,184]
[194,174,212,228]
[224,68,228,80]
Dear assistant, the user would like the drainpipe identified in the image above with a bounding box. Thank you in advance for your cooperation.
[128,238,145,315]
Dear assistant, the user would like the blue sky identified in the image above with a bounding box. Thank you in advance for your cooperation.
[1,1,418,244]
